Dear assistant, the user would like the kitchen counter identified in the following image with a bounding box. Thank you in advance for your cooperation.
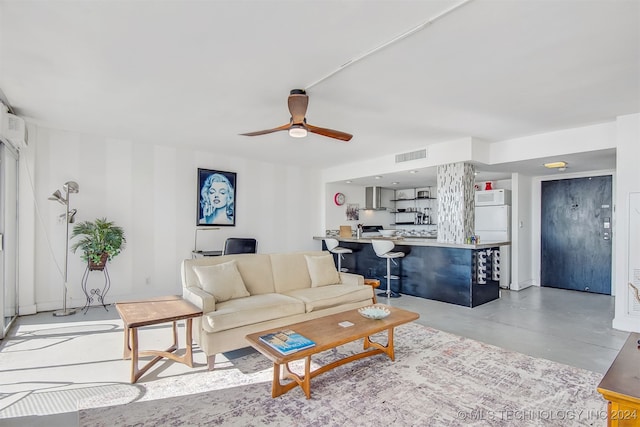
[315,236,508,307]
[313,236,510,249]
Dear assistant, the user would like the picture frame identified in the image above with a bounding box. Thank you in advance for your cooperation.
[346,203,359,221]
[197,168,237,226]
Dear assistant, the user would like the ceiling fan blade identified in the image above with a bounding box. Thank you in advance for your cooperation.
[306,124,353,142]
[288,90,309,124]
[240,123,291,137]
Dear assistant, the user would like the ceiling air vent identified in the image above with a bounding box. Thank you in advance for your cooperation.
[395,148,426,163]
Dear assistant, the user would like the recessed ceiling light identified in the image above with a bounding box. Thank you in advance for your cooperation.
[409,170,418,174]
[391,182,399,185]
[544,161,567,169]
[345,180,352,184]
[374,176,382,179]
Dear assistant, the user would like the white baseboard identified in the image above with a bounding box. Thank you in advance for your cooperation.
[511,279,535,291]
[18,304,37,316]
[613,316,640,333]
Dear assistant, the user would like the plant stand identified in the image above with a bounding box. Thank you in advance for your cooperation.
[81,264,111,314]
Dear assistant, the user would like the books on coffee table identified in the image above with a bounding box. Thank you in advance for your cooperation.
[258,329,316,355]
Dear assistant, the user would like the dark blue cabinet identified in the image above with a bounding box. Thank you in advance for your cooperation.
[321,240,500,307]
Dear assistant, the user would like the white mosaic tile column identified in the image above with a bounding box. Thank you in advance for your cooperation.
[437,162,476,243]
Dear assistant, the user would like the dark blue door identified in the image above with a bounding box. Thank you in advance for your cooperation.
[541,175,612,294]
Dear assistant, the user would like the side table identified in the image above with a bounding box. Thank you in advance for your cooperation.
[115,296,203,383]
[597,332,640,426]
[364,278,381,303]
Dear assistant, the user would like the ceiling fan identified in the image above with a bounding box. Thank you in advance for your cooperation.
[240,89,353,142]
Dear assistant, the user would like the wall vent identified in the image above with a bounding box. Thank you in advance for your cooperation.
[395,148,426,163]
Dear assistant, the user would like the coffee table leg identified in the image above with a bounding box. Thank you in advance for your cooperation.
[387,328,395,360]
[302,357,311,398]
[271,363,285,397]
[271,359,312,399]
[364,327,395,361]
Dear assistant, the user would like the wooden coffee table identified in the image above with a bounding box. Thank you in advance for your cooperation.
[246,305,419,399]
[115,295,202,383]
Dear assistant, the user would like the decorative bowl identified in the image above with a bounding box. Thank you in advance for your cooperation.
[379,230,397,237]
[358,305,391,320]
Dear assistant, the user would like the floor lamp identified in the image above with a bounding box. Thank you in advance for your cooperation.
[48,181,79,317]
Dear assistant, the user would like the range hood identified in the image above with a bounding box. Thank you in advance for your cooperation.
[364,186,388,210]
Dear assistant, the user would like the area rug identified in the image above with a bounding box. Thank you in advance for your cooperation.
[78,323,607,426]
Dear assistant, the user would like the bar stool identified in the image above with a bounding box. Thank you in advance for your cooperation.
[371,239,405,298]
[324,238,352,272]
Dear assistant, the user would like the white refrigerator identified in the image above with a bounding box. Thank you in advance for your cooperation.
[475,205,511,289]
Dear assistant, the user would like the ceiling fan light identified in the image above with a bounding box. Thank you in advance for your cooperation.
[289,125,307,138]
[544,161,567,169]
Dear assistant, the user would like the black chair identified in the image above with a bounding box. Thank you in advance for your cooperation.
[222,238,257,255]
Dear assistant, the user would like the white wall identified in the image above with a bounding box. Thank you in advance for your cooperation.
[322,137,482,184]
[20,126,322,314]
[324,183,394,232]
[18,123,38,315]
[613,113,640,332]
[511,173,533,291]
[490,122,616,163]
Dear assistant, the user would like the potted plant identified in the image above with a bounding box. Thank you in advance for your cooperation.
[70,217,126,270]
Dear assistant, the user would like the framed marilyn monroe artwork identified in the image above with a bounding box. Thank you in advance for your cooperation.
[197,168,236,226]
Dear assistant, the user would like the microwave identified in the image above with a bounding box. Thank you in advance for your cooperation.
[475,189,511,206]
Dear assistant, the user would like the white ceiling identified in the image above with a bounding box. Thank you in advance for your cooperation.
[1,0,637,188]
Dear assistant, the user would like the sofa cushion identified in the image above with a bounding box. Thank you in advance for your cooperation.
[202,293,305,333]
[193,260,250,302]
[304,254,340,287]
[270,251,328,293]
[228,254,276,295]
[182,254,275,295]
[284,284,373,312]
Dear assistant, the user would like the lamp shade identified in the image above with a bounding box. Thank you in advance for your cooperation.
[68,209,77,223]
[64,181,79,193]
[48,190,66,205]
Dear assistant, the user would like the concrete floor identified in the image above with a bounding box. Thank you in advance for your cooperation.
[0,286,630,426]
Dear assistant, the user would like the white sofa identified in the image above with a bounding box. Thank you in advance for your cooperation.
[181,250,374,369]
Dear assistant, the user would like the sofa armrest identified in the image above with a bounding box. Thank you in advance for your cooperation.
[339,272,364,286]
[183,286,216,314]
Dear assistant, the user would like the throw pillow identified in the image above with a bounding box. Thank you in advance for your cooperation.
[193,260,250,302]
[305,254,341,287]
